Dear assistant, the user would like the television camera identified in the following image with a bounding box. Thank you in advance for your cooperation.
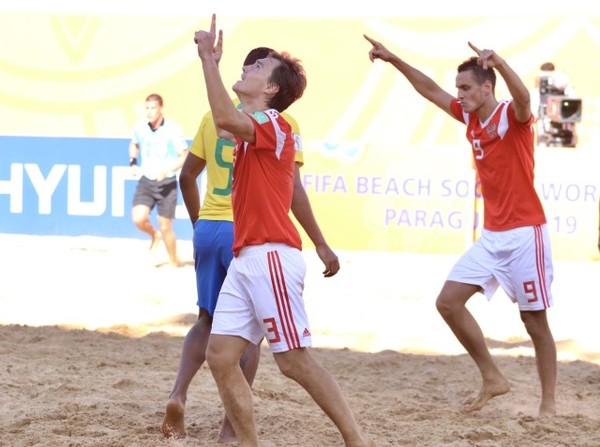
[537,76,582,148]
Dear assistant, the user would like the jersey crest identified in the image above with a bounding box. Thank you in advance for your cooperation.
[250,111,269,124]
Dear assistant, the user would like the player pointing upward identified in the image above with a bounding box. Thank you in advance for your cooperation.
[365,35,557,417]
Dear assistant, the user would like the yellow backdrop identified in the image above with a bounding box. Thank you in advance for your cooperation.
[1,9,599,260]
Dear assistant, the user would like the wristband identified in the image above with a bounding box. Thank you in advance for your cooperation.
[129,157,138,167]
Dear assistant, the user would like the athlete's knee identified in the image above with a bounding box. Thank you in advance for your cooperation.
[435,292,456,318]
[436,281,477,318]
[158,220,174,234]
[205,342,232,374]
[520,310,550,339]
[274,349,311,380]
[189,314,212,339]
[132,214,148,227]
[207,335,251,379]
[132,204,150,225]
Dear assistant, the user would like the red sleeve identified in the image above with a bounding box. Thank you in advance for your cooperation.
[450,98,466,124]
[506,101,535,127]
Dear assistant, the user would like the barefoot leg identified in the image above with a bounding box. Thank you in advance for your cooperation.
[437,281,512,412]
[150,230,162,250]
[462,377,511,412]
[162,315,212,438]
[161,399,186,438]
[217,417,236,444]
[521,310,557,417]
[217,342,261,444]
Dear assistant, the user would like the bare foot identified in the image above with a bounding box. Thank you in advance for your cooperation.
[462,378,511,412]
[217,417,237,444]
[346,438,376,447]
[161,399,186,439]
[168,258,184,268]
[157,259,184,269]
[539,400,556,417]
[150,231,162,250]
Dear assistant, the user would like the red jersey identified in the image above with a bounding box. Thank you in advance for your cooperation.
[450,99,546,231]
[231,109,302,256]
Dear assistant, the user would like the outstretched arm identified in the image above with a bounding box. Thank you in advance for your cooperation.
[291,163,339,277]
[468,42,532,123]
[364,35,454,115]
[194,14,255,142]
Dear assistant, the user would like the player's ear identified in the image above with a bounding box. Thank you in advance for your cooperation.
[482,79,494,95]
[265,82,280,95]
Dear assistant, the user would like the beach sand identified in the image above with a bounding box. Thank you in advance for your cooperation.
[1,234,599,446]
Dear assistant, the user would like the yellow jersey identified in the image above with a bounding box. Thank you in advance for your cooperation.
[189,103,302,221]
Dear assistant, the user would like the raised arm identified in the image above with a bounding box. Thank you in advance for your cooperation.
[194,14,255,142]
[364,34,454,115]
[468,42,532,123]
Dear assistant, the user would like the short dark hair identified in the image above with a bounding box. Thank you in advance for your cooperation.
[244,47,273,66]
[145,93,163,106]
[457,57,496,91]
[540,62,555,71]
[265,51,307,112]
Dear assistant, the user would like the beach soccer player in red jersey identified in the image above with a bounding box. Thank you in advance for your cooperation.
[365,34,557,417]
[161,44,339,442]
[192,14,376,446]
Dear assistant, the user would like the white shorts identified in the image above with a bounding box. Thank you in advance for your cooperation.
[448,224,554,311]
[211,243,312,353]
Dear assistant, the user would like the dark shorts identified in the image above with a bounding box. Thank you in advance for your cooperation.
[132,176,178,219]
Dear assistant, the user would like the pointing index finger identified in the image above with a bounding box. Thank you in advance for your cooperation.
[468,41,481,55]
[210,13,216,34]
[364,34,377,46]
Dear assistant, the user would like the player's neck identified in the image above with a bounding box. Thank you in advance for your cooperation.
[239,96,269,114]
[477,99,499,122]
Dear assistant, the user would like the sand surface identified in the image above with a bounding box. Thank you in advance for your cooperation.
[1,234,599,446]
